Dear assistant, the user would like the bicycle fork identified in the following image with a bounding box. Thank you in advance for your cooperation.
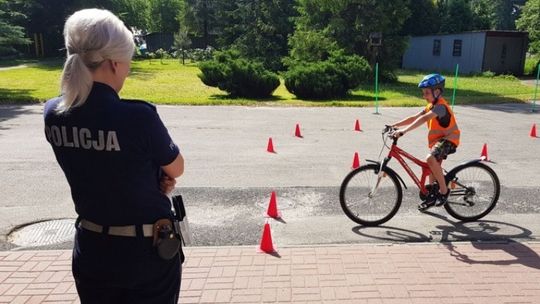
[368,157,391,198]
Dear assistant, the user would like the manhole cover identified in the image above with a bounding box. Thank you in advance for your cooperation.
[8,219,76,247]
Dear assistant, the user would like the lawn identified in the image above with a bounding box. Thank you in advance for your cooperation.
[0,58,535,106]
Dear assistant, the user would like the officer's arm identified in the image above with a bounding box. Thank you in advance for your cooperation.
[162,154,184,178]
[400,111,437,135]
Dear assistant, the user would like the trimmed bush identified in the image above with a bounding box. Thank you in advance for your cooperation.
[285,63,346,99]
[198,50,280,98]
[284,51,371,99]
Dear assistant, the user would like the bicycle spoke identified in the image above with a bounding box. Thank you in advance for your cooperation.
[340,165,402,226]
[473,194,493,203]
[449,190,467,196]
[444,163,499,221]
[447,201,470,207]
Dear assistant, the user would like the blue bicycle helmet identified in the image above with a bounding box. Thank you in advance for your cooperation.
[418,73,445,89]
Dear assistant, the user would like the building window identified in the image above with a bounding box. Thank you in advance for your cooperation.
[453,39,462,57]
[433,39,441,56]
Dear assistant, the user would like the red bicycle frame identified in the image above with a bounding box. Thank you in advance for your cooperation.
[387,143,433,196]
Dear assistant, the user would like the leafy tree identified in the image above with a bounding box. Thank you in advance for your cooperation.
[11,0,150,57]
[0,0,30,55]
[439,0,474,33]
[491,0,516,30]
[470,0,492,30]
[214,0,296,71]
[452,0,518,32]
[213,1,247,48]
[286,29,338,64]
[516,0,540,53]
[71,0,150,29]
[7,0,73,56]
[179,0,216,47]
[148,0,183,33]
[401,0,441,36]
[237,0,295,71]
[290,0,410,77]
[107,0,150,30]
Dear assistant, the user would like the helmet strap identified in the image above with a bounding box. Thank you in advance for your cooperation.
[431,88,442,103]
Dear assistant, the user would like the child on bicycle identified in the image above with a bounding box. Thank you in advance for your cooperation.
[390,73,460,211]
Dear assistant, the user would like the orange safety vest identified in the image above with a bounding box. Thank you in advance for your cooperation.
[425,97,460,148]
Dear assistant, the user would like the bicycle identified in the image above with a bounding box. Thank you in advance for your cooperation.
[339,125,500,226]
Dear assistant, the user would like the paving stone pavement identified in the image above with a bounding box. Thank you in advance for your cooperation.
[1,241,540,303]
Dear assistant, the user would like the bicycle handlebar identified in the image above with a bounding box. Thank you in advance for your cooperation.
[381,125,400,147]
[382,125,396,135]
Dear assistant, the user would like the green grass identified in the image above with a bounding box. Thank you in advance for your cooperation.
[524,54,540,76]
[0,58,535,106]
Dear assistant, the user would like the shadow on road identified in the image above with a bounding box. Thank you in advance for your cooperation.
[428,212,540,270]
[351,225,432,242]
[443,240,540,270]
[424,211,535,242]
[0,105,34,132]
[351,211,539,269]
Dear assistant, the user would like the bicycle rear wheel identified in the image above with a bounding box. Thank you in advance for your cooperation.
[339,164,402,226]
[444,162,500,222]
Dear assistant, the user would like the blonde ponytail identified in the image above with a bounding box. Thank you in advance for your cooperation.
[58,53,93,112]
[57,9,135,113]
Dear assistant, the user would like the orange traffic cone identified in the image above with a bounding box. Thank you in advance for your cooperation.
[480,144,489,161]
[354,119,362,131]
[352,152,360,169]
[295,123,303,138]
[267,137,275,153]
[266,191,281,218]
[530,124,537,138]
[258,222,276,253]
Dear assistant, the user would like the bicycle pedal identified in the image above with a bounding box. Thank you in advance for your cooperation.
[418,200,436,212]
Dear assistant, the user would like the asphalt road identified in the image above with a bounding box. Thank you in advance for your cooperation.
[0,103,539,250]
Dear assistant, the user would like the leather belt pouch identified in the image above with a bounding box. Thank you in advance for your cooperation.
[153,219,181,260]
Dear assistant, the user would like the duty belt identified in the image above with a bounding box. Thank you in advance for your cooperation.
[78,219,153,237]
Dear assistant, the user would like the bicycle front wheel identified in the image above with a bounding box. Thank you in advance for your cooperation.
[339,164,402,226]
[444,162,500,222]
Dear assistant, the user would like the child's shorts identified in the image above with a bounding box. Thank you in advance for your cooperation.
[430,140,457,161]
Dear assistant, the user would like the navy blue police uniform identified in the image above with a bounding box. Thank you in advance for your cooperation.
[44,82,181,304]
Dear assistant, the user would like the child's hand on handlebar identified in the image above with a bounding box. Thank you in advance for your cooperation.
[387,126,404,139]
[382,125,395,133]
[383,125,404,139]
[391,131,404,139]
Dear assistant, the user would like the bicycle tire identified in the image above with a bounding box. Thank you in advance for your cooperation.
[444,162,500,222]
[339,164,403,226]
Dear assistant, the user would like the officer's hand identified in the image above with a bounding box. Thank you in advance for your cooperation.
[160,175,176,195]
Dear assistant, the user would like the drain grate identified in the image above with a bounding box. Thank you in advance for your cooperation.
[8,219,76,247]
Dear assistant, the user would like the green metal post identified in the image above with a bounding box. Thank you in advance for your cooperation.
[451,64,459,110]
[533,63,540,112]
[374,63,379,114]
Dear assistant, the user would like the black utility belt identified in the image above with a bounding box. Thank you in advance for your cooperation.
[78,219,154,237]
[79,218,183,261]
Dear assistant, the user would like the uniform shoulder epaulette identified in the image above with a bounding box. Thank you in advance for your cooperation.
[120,99,157,111]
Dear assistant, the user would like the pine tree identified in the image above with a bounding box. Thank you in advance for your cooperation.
[0,0,30,55]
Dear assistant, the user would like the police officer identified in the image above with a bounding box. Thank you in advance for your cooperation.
[43,9,184,304]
